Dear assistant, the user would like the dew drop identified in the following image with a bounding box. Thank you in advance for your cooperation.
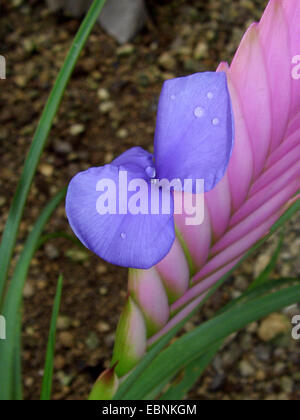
[194,106,205,118]
[145,166,156,179]
[212,118,220,126]
[120,232,127,240]
[207,92,214,99]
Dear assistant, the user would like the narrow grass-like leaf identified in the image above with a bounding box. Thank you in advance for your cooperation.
[12,308,23,401]
[37,231,85,251]
[0,0,107,303]
[160,277,298,400]
[160,342,221,400]
[0,188,66,400]
[41,275,63,401]
[122,283,300,399]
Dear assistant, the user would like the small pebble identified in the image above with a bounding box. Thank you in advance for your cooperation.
[97,321,110,333]
[39,163,54,177]
[59,332,74,348]
[69,124,85,136]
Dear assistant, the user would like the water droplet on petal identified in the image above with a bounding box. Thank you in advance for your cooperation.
[212,118,220,126]
[194,106,205,118]
[120,232,127,240]
[145,166,156,179]
[207,92,214,99]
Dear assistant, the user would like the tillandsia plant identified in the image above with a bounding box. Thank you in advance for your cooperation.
[65,0,300,399]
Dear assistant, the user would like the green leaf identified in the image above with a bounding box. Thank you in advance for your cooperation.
[88,366,119,400]
[160,277,299,400]
[121,283,300,399]
[160,342,221,400]
[0,188,66,401]
[41,275,63,401]
[12,308,23,401]
[0,0,107,304]
[37,231,85,251]
[220,277,299,315]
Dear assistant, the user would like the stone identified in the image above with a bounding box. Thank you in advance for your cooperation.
[45,243,59,260]
[239,360,255,378]
[97,88,110,101]
[258,313,291,342]
[54,139,73,155]
[194,41,208,60]
[85,332,100,350]
[47,0,64,12]
[209,373,226,392]
[59,331,74,348]
[99,286,108,296]
[47,0,87,16]
[116,44,135,57]
[97,321,110,333]
[255,345,271,362]
[65,248,89,262]
[23,282,35,298]
[54,355,66,370]
[0,196,6,207]
[57,315,72,331]
[96,264,108,275]
[46,0,147,43]
[39,163,54,177]
[116,128,129,139]
[158,52,177,71]
[282,304,300,317]
[99,101,114,114]
[280,376,294,394]
[222,344,242,367]
[69,124,85,136]
[98,0,148,44]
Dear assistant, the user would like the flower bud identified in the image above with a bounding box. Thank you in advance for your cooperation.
[112,297,147,377]
[88,365,119,400]
[129,268,169,337]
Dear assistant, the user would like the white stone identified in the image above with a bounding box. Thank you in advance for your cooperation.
[46,0,148,44]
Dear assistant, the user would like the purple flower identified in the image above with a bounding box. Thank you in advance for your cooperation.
[65,72,234,269]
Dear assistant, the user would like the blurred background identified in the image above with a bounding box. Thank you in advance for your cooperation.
[1,0,300,400]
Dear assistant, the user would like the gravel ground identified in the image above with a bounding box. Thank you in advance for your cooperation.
[0,0,300,400]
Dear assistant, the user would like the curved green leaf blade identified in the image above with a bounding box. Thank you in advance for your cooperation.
[160,277,298,400]
[160,342,221,400]
[0,0,107,304]
[122,283,300,400]
[41,275,63,401]
[0,188,66,400]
